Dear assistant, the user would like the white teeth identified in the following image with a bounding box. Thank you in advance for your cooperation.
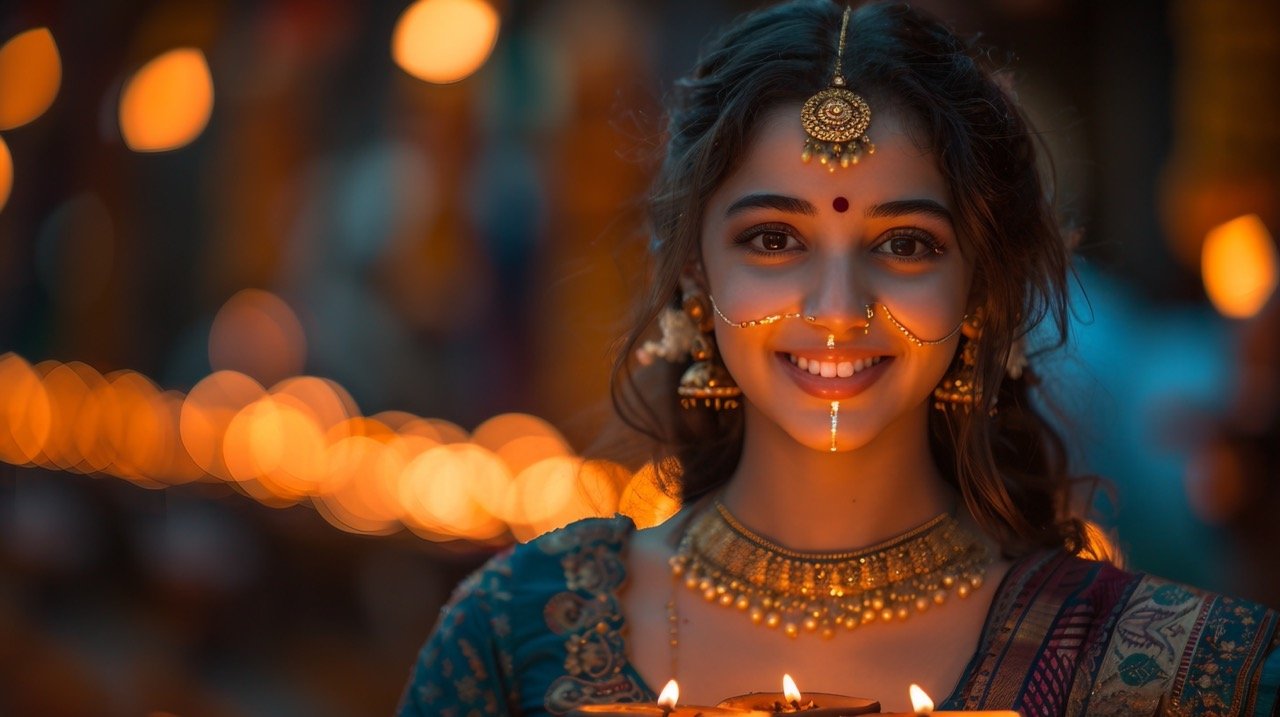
[789,354,884,377]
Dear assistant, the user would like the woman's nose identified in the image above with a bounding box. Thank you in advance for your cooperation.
[803,256,874,338]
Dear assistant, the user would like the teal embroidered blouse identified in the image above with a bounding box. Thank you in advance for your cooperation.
[396,517,1280,716]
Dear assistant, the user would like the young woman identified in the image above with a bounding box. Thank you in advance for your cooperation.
[397,1,1280,714]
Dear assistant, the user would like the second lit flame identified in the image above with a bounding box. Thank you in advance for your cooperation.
[658,679,679,708]
[909,684,935,714]
[783,673,802,704]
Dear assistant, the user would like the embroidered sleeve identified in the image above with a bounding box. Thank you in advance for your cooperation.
[397,558,517,717]
[1165,591,1279,716]
[1077,575,1280,717]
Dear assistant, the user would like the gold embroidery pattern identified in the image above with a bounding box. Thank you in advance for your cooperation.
[542,519,647,715]
[412,550,518,716]
[1169,592,1279,716]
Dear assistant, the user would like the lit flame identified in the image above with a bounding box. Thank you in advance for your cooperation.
[657,679,679,708]
[909,684,934,714]
[783,673,802,703]
[1202,213,1278,319]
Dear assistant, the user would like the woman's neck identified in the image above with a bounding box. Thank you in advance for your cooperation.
[719,401,955,551]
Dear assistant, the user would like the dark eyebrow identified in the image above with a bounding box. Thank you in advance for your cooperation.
[866,199,954,225]
[725,193,818,218]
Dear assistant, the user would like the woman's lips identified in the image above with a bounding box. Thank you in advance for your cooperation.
[776,351,893,400]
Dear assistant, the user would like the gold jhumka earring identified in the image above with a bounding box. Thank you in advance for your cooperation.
[933,311,986,412]
[676,292,742,411]
[801,6,874,170]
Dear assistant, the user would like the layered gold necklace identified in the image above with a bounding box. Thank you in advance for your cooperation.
[669,502,992,639]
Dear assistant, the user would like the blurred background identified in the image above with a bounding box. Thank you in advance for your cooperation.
[0,0,1278,715]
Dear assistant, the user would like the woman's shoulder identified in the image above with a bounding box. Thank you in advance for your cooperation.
[971,549,1280,716]
[447,515,638,605]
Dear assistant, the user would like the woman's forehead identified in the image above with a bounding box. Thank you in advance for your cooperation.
[708,105,951,214]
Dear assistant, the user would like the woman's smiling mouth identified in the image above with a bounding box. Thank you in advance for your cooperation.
[777,351,894,400]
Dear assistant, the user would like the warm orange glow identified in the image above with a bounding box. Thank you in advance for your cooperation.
[105,372,195,485]
[1078,520,1125,568]
[425,418,468,444]
[209,289,307,386]
[0,350,633,543]
[180,371,265,479]
[495,434,570,476]
[0,354,51,464]
[260,401,330,498]
[223,398,286,487]
[471,412,568,452]
[506,457,581,541]
[156,389,205,484]
[0,135,11,213]
[392,0,500,84]
[1202,214,1278,318]
[37,361,92,470]
[509,457,621,542]
[271,376,356,432]
[119,48,214,152]
[329,416,395,443]
[0,28,61,130]
[618,462,682,529]
[783,674,802,703]
[398,444,508,540]
[657,679,679,708]
[316,435,403,534]
[66,363,112,473]
[909,684,934,714]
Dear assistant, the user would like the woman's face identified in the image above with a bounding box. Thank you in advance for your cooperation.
[699,105,974,452]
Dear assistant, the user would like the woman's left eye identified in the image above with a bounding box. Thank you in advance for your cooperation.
[872,230,943,261]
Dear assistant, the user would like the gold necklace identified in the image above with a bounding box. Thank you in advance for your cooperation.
[669,502,992,640]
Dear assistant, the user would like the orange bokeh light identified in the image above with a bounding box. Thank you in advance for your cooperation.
[472,412,569,451]
[0,348,625,543]
[496,434,570,476]
[398,443,509,541]
[66,362,113,474]
[209,289,307,386]
[119,48,214,152]
[508,456,620,542]
[392,0,500,84]
[316,435,404,535]
[271,376,357,427]
[180,370,265,479]
[104,371,195,485]
[0,354,52,464]
[0,28,61,130]
[36,361,93,470]
[0,135,11,213]
[223,398,282,485]
[1202,214,1278,319]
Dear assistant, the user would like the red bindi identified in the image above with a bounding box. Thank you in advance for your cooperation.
[832,196,849,213]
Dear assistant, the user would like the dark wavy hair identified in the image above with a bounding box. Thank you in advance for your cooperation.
[610,0,1087,556]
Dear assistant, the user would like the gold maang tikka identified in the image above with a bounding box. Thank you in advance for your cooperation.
[801,6,874,170]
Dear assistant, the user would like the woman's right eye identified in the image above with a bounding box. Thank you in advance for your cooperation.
[733,224,803,256]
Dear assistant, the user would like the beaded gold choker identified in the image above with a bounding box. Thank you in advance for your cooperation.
[669,502,991,639]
